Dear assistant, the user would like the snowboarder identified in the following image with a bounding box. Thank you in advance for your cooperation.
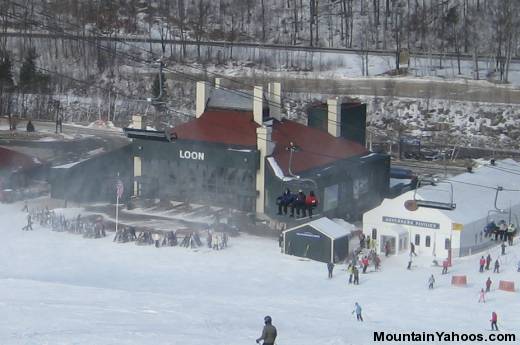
[442,259,449,275]
[485,277,492,292]
[486,254,492,270]
[478,288,486,303]
[353,266,360,285]
[428,274,435,289]
[410,242,417,256]
[479,256,486,272]
[327,262,334,279]
[493,259,500,273]
[501,242,506,255]
[256,316,277,345]
[407,253,413,270]
[490,312,498,331]
[352,302,363,321]
[384,241,390,257]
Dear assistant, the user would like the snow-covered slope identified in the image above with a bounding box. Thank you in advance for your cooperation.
[0,202,518,344]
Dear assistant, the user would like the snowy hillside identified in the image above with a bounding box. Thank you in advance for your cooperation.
[1,201,519,344]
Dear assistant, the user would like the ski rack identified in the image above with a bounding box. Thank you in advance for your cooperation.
[412,177,456,211]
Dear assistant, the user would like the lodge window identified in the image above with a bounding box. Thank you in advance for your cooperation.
[445,238,451,250]
[425,236,431,247]
[415,234,420,246]
[371,228,377,240]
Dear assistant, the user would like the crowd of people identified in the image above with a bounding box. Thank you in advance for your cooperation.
[484,220,516,245]
[276,188,318,219]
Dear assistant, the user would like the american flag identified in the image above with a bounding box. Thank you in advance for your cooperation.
[116,179,124,198]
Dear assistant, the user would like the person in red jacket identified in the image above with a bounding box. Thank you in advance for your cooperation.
[305,191,318,218]
[479,256,486,272]
[362,256,369,273]
[490,312,498,331]
[442,259,449,274]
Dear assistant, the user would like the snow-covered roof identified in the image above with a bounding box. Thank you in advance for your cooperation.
[285,217,351,240]
[393,159,520,224]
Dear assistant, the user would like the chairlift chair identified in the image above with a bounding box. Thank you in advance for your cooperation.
[406,177,456,211]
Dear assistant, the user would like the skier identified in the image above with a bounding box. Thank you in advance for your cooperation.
[442,259,449,275]
[22,200,28,212]
[410,242,417,256]
[353,266,360,285]
[478,288,486,303]
[362,256,369,273]
[490,312,498,331]
[347,264,353,284]
[305,191,318,218]
[384,241,390,257]
[22,214,33,231]
[256,316,277,345]
[352,302,363,321]
[501,242,506,255]
[493,259,500,273]
[327,262,334,279]
[407,252,413,270]
[428,274,435,289]
[374,255,381,271]
[486,254,492,270]
[479,256,486,272]
[485,277,492,293]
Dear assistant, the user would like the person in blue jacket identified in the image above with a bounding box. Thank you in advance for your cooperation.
[352,302,363,321]
[277,188,294,215]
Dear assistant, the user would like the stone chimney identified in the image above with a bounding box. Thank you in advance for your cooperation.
[327,97,341,138]
[255,125,274,214]
[253,86,264,125]
[132,114,146,130]
[196,81,210,118]
[268,82,282,121]
[215,77,222,89]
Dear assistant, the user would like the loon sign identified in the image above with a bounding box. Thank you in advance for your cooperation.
[179,150,205,161]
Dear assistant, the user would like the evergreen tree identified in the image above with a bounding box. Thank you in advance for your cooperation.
[0,52,14,89]
[151,72,167,100]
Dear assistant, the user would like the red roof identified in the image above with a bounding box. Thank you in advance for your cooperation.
[170,110,367,173]
[0,146,44,173]
[272,120,368,174]
[172,110,259,147]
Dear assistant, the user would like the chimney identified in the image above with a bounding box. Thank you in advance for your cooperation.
[253,86,264,125]
[215,77,222,89]
[255,125,274,214]
[132,114,146,130]
[327,97,341,137]
[268,82,282,121]
[196,81,210,118]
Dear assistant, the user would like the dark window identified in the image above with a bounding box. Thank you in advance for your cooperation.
[425,236,431,247]
[371,228,377,240]
[415,234,420,246]
[445,238,451,250]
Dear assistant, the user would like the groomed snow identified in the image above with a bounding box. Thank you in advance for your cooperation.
[0,202,519,344]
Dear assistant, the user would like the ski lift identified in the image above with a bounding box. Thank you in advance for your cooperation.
[280,142,318,192]
[405,177,456,211]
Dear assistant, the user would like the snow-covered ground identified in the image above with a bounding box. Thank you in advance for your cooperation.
[1,201,519,344]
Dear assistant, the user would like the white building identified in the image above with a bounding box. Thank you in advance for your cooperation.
[363,159,520,259]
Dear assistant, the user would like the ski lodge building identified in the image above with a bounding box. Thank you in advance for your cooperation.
[124,80,389,219]
[363,159,520,259]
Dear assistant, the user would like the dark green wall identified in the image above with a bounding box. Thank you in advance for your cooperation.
[284,225,332,263]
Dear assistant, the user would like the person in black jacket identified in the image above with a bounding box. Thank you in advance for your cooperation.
[26,120,35,132]
[290,190,306,218]
[256,316,277,345]
[277,188,293,215]
[327,262,334,278]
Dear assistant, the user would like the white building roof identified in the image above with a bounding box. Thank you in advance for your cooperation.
[391,159,520,225]
[285,217,351,240]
